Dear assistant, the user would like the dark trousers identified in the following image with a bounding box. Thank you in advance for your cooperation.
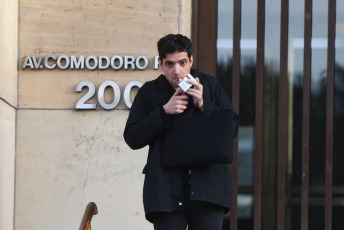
[152,170,225,230]
[152,201,224,230]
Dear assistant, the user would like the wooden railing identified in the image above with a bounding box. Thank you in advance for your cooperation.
[79,202,98,230]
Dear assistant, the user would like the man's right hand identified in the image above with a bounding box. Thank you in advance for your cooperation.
[163,88,189,115]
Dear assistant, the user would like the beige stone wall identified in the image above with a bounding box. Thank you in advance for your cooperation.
[0,101,16,230]
[16,110,150,229]
[0,0,18,230]
[16,0,191,229]
[18,0,191,109]
[0,0,18,107]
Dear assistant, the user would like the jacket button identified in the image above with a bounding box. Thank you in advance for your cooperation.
[189,169,192,174]
[191,192,194,195]
[179,202,183,206]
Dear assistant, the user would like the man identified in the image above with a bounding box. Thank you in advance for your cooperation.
[124,34,239,230]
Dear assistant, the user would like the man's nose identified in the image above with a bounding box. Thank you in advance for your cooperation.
[173,64,181,75]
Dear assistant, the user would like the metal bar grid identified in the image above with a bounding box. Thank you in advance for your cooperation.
[230,0,242,229]
[194,0,218,76]
[254,0,265,229]
[301,0,313,229]
[277,0,289,229]
[325,0,336,229]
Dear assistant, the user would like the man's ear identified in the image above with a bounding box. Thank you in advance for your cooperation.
[190,55,193,66]
[158,58,163,69]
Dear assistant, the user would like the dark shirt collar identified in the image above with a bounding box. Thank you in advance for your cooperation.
[157,74,175,100]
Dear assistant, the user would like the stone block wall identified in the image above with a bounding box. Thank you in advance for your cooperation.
[0,0,18,230]
[14,0,191,229]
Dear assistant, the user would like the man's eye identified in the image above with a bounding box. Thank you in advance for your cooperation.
[181,61,186,65]
[166,62,172,67]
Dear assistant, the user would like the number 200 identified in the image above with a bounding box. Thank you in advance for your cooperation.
[76,80,143,110]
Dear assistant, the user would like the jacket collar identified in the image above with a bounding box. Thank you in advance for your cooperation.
[156,74,175,101]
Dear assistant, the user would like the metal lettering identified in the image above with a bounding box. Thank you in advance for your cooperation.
[99,56,110,69]
[76,81,97,110]
[85,56,98,70]
[32,56,44,69]
[22,56,34,69]
[98,81,121,110]
[124,81,143,108]
[23,55,158,70]
[45,55,57,69]
[71,56,85,69]
[154,56,159,69]
[57,55,70,69]
[111,56,123,69]
[135,56,148,70]
[124,56,135,70]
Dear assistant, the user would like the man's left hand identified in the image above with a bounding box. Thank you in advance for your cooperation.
[186,77,204,111]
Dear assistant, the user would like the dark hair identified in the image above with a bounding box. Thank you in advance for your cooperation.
[157,34,192,61]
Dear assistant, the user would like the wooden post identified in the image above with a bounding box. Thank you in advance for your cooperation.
[79,202,98,230]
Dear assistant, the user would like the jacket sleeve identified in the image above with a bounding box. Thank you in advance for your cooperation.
[123,85,169,150]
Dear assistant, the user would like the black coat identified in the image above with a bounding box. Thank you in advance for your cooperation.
[124,69,239,222]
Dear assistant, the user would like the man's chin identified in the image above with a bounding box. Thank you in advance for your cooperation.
[173,80,180,87]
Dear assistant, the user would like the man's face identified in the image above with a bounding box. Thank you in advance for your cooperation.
[159,51,193,90]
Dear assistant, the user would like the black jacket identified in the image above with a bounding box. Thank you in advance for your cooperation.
[124,69,239,222]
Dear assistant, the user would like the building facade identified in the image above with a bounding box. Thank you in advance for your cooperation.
[1,0,343,230]
[1,1,191,229]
